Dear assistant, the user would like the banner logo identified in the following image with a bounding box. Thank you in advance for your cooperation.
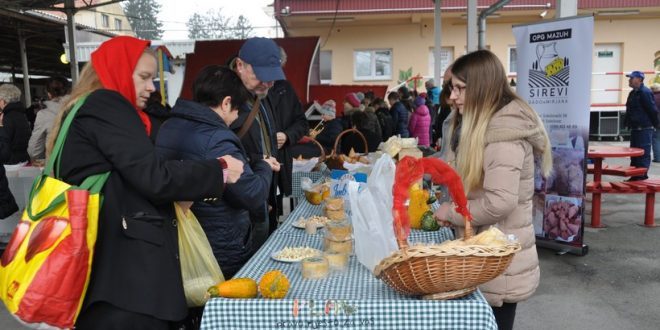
[527,29,572,104]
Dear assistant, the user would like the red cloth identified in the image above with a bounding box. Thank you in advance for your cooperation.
[91,36,152,135]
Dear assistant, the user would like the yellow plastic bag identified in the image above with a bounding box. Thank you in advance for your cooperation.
[175,203,224,307]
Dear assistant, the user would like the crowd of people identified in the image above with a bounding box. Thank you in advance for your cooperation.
[17,34,660,330]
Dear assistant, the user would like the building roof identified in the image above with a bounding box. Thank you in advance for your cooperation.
[275,0,660,16]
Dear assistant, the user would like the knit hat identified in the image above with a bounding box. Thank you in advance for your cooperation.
[319,99,336,117]
[345,93,361,108]
[414,96,426,107]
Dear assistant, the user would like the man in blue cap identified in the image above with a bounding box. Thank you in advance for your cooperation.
[230,37,285,249]
[624,70,659,181]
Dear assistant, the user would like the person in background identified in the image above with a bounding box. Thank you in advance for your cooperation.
[293,99,343,158]
[267,47,309,223]
[425,78,441,108]
[624,71,658,180]
[387,91,409,137]
[433,66,455,150]
[397,86,415,115]
[229,37,282,248]
[373,97,395,141]
[650,83,660,163]
[0,111,18,220]
[342,92,362,129]
[433,50,552,330]
[156,65,278,279]
[28,76,69,162]
[408,95,431,146]
[45,36,244,329]
[363,90,375,107]
[0,84,30,165]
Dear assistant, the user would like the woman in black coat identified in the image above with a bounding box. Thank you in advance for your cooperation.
[47,37,244,329]
[0,112,18,219]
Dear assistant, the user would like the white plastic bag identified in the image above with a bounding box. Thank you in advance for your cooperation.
[293,157,319,173]
[348,154,398,273]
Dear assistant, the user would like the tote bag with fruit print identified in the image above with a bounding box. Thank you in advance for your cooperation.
[0,95,109,329]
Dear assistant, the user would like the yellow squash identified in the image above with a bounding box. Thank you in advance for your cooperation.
[207,278,257,299]
[407,183,430,229]
[259,270,289,299]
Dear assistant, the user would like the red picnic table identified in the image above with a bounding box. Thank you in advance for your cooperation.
[586,145,659,228]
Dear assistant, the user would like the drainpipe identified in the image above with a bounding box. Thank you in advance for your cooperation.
[478,0,512,50]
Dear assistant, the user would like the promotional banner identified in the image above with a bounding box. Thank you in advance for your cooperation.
[513,16,593,250]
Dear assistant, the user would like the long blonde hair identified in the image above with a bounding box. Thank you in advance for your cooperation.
[45,62,103,157]
[450,50,552,193]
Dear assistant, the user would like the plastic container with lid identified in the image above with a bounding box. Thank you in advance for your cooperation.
[301,256,330,279]
[325,219,352,240]
[324,251,349,272]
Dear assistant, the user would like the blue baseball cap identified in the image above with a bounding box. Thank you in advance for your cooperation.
[238,37,285,82]
[626,71,645,80]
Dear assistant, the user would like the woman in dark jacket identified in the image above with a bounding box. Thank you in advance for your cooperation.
[0,84,30,164]
[47,36,244,329]
[156,65,278,278]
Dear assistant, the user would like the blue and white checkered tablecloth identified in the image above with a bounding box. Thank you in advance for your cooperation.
[201,201,497,330]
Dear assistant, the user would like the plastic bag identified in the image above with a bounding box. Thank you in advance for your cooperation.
[348,154,398,273]
[293,157,319,173]
[175,203,224,307]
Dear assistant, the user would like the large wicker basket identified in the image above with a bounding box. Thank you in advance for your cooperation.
[325,128,368,170]
[374,218,521,300]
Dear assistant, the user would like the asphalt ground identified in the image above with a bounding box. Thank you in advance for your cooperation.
[1,140,658,329]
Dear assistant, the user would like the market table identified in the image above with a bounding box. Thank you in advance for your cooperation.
[200,200,497,329]
[587,145,645,227]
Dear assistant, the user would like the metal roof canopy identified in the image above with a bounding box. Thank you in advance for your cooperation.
[0,0,122,105]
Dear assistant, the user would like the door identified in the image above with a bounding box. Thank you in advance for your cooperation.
[592,44,622,104]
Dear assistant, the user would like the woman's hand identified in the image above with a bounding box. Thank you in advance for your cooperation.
[219,155,244,184]
[263,156,281,172]
[433,202,453,227]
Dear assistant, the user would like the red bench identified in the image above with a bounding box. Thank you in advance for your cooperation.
[586,164,648,177]
[586,178,660,227]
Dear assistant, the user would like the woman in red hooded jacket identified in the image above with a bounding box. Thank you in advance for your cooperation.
[46,36,244,329]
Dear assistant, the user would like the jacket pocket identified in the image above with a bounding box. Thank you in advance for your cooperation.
[121,212,165,246]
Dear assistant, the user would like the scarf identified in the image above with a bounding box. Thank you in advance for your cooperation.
[91,36,152,135]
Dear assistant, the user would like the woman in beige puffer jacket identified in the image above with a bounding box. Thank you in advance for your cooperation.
[435,50,553,330]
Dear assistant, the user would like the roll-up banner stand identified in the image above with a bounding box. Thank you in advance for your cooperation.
[513,16,594,256]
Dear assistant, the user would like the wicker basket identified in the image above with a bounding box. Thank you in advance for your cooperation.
[325,128,368,170]
[374,217,521,300]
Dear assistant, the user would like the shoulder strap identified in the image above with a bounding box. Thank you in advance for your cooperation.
[237,96,262,139]
[25,94,111,221]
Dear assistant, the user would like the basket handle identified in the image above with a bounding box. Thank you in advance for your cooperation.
[308,137,326,162]
[331,128,368,156]
[462,215,472,241]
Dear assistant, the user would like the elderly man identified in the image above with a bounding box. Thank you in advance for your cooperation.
[229,37,284,249]
[624,71,659,181]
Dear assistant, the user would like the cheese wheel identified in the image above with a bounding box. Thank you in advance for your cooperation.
[324,251,349,271]
[301,256,329,279]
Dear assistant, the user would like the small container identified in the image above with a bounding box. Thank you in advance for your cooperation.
[305,221,318,235]
[326,220,352,240]
[301,256,329,279]
[323,236,354,255]
[324,251,349,272]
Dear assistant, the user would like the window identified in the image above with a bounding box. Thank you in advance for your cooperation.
[101,14,109,28]
[320,50,332,84]
[428,47,454,77]
[508,47,517,74]
[114,18,122,31]
[354,49,392,80]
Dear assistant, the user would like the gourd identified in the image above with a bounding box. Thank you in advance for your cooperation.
[259,270,289,299]
[420,211,440,231]
[207,278,258,299]
[408,183,430,229]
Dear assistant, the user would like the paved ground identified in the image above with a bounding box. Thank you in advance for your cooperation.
[1,141,658,329]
